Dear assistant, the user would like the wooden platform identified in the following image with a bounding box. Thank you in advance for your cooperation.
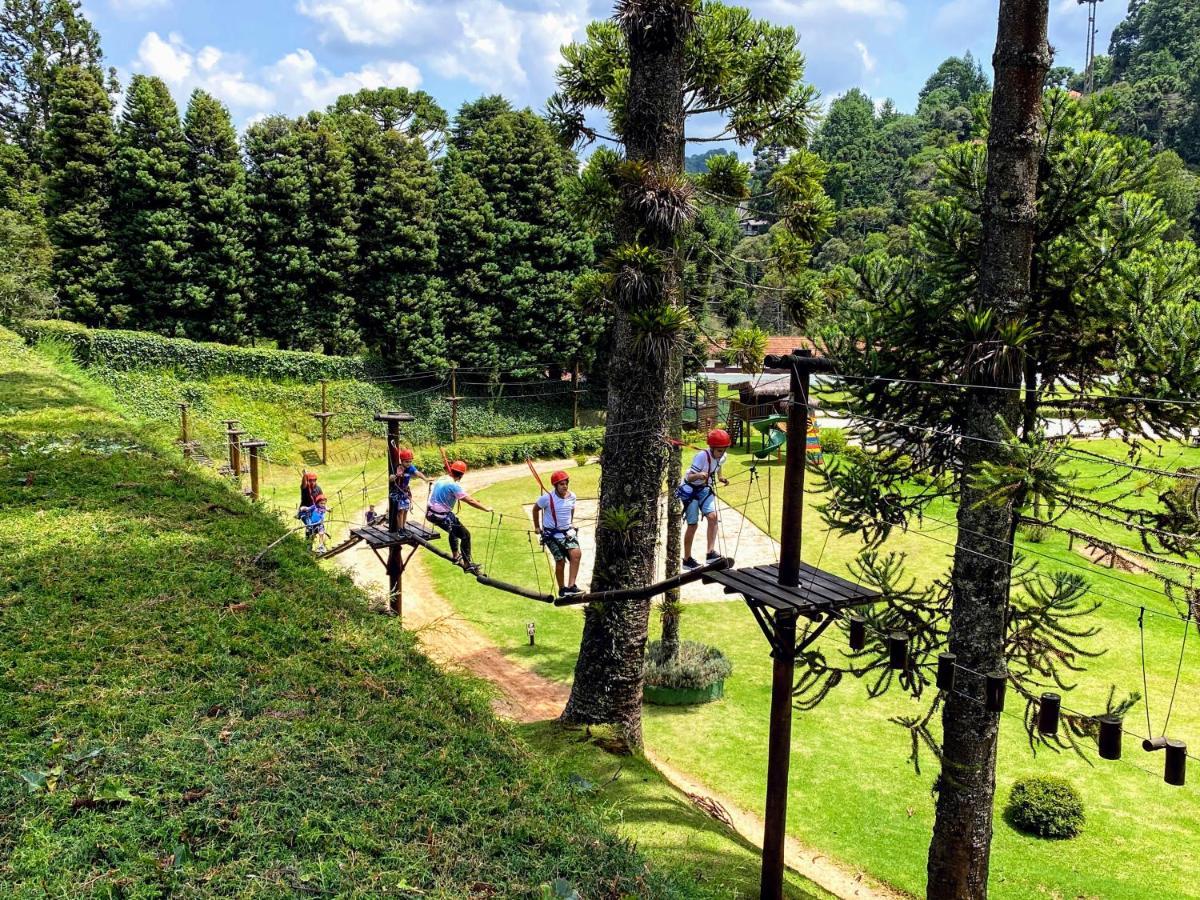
[704,562,879,617]
[350,523,440,549]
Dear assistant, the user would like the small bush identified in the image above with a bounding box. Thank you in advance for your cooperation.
[1007,776,1084,839]
[819,427,847,454]
[841,444,870,466]
[643,640,732,691]
[1019,523,1048,543]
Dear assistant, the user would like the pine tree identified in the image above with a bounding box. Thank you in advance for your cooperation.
[449,107,592,373]
[330,91,445,368]
[0,0,113,160]
[182,89,252,343]
[436,155,502,371]
[111,74,189,331]
[42,63,115,326]
[0,138,51,320]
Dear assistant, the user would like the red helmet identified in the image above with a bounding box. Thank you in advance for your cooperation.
[707,429,732,449]
[399,448,414,462]
[550,470,569,486]
[449,460,468,475]
[303,471,318,484]
[314,493,327,504]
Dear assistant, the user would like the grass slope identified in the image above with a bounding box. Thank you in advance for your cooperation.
[0,333,704,898]
[428,454,1200,900]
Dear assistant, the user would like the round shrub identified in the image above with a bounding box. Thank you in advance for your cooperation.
[819,427,847,454]
[1007,776,1084,839]
[643,640,732,691]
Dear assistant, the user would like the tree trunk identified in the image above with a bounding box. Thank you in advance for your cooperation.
[926,2,1050,898]
[560,1,689,749]
[660,357,684,663]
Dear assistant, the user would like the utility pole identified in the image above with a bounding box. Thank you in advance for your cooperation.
[375,411,415,615]
[242,439,268,500]
[1078,0,1104,94]
[310,380,334,465]
[449,366,460,444]
[178,403,190,457]
[571,359,582,430]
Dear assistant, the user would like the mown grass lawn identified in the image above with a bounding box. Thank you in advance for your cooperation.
[428,449,1200,899]
[2,333,830,898]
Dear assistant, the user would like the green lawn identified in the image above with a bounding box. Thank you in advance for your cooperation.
[428,450,1200,899]
[1,332,832,898]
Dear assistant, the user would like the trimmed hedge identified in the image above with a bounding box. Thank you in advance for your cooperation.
[643,640,733,691]
[411,428,604,473]
[17,320,385,383]
[1006,776,1085,839]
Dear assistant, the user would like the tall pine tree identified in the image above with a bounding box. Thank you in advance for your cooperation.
[42,63,115,326]
[182,89,251,343]
[331,92,443,367]
[111,74,189,331]
[0,0,113,160]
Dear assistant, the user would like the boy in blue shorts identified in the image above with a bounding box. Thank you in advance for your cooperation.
[677,429,731,569]
[425,460,493,573]
[390,447,431,531]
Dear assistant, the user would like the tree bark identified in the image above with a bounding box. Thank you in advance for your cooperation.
[660,357,684,663]
[926,2,1050,898]
[560,0,689,749]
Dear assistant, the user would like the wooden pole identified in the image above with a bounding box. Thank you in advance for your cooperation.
[178,403,190,457]
[227,429,245,486]
[243,439,267,500]
[320,380,329,465]
[375,411,414,615]
[760,349,833,900]
[450,366,459,444]
[572,359,581,430]
[761,610,797,900]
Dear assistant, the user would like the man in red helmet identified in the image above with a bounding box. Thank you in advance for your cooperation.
[676,429,731,568]
[426,459,492,573]
[532,469,582,597]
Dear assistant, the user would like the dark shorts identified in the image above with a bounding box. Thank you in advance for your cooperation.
[543,532,580,561]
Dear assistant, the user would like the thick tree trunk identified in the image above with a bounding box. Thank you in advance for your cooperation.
[926,2,1050,898]
[661,358,684,663]
[560,1,689,748]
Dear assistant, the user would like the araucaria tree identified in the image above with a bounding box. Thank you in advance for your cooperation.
[111,75,189,331]
[814,6,1200,899]
[182,89,252,343]
[42,63,115,326]
[552,0,827,745]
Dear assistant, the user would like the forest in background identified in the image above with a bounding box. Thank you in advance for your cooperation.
[1,0,1198,375]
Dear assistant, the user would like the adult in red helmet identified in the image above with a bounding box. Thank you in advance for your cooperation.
[676,429,731,569]
[532,469,583,596]
[389,446,431,531]
[426,459,492,573]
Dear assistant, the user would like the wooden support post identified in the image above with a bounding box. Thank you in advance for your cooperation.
[572,359,581,430]
[375,411,415,615]
[761,610,797,900]
[178,403,190,457]
[449,366,460,444]
[309,382,334,466]
[226,427,244,485]
[242,439,267,500]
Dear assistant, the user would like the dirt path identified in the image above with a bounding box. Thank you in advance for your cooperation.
[338,464,904,900]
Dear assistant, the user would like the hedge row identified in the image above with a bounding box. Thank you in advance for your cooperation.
[17,320,385,383]
[410,428,605,473]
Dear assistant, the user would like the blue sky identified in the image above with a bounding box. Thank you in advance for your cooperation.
[86,0,1130,137]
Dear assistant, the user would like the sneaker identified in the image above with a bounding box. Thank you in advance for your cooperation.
[706,550,722,563]
[462,560,482,575]
[682,556,700,570]
[561,584,582,596]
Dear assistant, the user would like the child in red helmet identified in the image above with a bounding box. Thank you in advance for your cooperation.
[390,446,431,531]
[302,492,329,553]
[677,429,731,569]
[426,460,492,573]
[532,469,582,597]
[298,471,321,513]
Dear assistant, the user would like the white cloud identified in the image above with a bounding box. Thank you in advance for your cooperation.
[267,49,422,110]
[133,31,274,111]
[768,0,906,23]
[109,0,170,12]
[432,2,526,89]
[296,0,428,46]
[854,39,877,74]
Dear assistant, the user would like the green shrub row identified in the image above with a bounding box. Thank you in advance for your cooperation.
[411,428,605,473]
[18,320,385,383]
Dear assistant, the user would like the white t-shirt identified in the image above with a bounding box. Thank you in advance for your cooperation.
[536,490,576,532]
[682,449,725,487]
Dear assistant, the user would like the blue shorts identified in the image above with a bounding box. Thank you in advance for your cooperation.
[390,489,412,511]
[684,490,717,525]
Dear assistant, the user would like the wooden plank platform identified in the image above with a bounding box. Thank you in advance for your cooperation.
[350,523,440,549]
[704,562,879,616]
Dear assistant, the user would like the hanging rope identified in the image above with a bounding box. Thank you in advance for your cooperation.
[1161,607,1192,735]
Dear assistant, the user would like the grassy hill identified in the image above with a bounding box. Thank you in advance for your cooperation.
[0,329,822,897]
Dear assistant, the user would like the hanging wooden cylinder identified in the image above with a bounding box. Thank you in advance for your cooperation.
[985,673,1007,712]
[936,652,956,691]
[887,632,908,671]
[1098,715,1123,760]
[849,614,866,651]
[1165,740,1187,787]
[1143,735,1168,752]
[1037,692,1061,735]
